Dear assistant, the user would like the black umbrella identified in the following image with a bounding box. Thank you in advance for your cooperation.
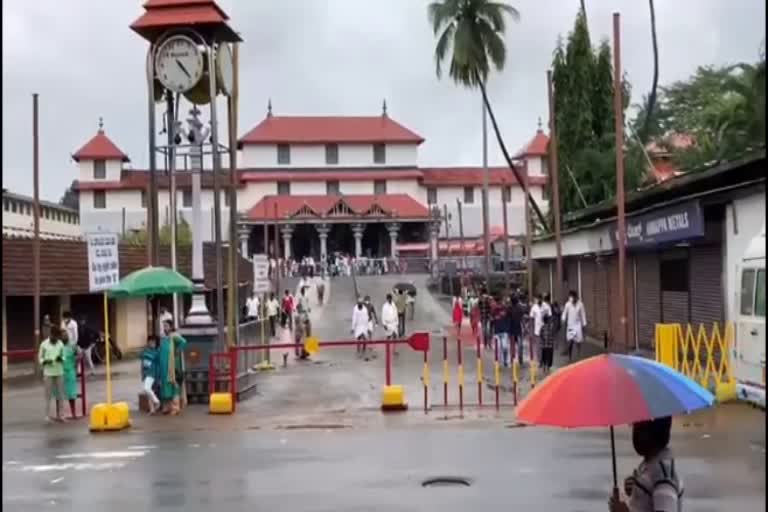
[394,282,417,296]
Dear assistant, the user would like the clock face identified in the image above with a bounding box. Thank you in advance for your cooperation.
[155,35,204,94]
[216,43,234,97]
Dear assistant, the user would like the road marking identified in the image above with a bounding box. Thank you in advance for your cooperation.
[127,445,157,450]
[55,450,147,460]
[50,477,64,484]
[19,462,126,472]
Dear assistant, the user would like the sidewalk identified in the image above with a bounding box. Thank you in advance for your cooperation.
[2,358,138,387]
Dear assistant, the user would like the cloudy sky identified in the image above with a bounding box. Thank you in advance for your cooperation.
[3,0,765,201]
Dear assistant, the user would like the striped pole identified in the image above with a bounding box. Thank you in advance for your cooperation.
[442,336,448,408]
[494,336,500,409]
[456,337,464,412]
[423,349,429,413]
[512,359,519,406]
[476,335,483,406]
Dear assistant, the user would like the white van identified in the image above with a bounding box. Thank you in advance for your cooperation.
[734,227,766,407]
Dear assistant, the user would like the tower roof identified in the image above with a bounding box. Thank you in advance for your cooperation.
[514,120,550,158]
[72,124,129,163]
[130,0,241,42]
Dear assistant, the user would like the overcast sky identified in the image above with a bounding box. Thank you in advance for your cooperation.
[3,0,765,201]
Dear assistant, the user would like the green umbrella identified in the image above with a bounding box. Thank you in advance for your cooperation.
[108,266,194,298]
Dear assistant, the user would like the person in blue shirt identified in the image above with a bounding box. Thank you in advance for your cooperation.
[140,335,160,414]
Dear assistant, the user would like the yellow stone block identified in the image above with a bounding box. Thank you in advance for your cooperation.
[89,402,131,432]
[715,381,737,403]
[381,384,408,411]
[209,392,234,414]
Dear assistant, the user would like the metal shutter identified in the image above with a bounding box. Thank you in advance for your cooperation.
[608,255,636,351]
[635,252,661,349]
[580,257,597,335]
[689,245,724,328]
[659,248,691,326]
[593,256,611,340]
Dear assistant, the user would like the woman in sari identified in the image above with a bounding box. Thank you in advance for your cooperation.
[55,330,80,419]
[157,320,187,415]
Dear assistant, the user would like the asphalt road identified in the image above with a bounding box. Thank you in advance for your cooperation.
[2,275,765,510]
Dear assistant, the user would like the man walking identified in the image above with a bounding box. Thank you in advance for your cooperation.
[395,289,407,338]
[266,292,280,338]
[479,288,493,349]
[39,326,66,422]
[562,290,587,362]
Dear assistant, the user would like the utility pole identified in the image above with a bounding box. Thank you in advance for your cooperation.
[481,97,491,289]
[32,94,41,367]
[166,91,179,329]
[227,43,240,348]
[523,161,533,304]
[443,203,454,298]
[502,184,510,294]
[547,70,564,303]
[456,198,467,275]
[613,12,629,352]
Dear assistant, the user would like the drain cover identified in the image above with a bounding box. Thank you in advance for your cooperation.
[421,477,471,487]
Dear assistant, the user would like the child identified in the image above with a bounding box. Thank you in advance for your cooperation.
[452,294,463,337]
[539,313,555,375]
[140,336,161,414]
[55,331,80,419]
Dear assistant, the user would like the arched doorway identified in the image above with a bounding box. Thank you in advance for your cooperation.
[328,224,354,256]
[291,224,318,260]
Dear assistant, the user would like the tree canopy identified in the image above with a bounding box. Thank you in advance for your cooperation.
[551,10,646,214]
[122,217,193,247]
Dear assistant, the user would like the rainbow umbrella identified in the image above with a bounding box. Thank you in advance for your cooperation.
[515,353,714,493]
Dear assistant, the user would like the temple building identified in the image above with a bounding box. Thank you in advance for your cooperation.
[73,105,550,262]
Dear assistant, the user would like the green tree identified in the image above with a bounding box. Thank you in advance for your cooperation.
[123,217,193,247]
[551,9,644,214]
[428,0,547,230]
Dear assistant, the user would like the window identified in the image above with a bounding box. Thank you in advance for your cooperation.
[141,190,147,208]
[756,269,766,318]
[93,159,106,179]
[660,258,689,293]
[182,189,192,208]
[93,190,106,209]
[325,144,339,165]
[740,269,756,316]
[277,181,290,196]
[502,186,511,202]
[277,144,291,165]
[327,180,340,195]
[463,186,475,204]
[374,180,387,195]
[10,201,17,213]
[373,144,386,164]
[427,187,437,205]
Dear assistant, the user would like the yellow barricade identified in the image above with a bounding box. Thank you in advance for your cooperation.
[654,322,736,402]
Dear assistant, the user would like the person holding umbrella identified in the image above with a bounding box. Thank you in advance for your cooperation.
[609,416,683,512]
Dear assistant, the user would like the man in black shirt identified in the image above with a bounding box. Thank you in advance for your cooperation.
[478,288,493,349]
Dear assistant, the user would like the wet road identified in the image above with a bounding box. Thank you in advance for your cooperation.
[3,275,765,510]
[3,419,764,511]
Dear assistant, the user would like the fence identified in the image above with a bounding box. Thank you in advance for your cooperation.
[655,322,736,400]
[2,349,87,416]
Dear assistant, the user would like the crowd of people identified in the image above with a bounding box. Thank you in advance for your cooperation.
[450,287,588,374]
[350,288,414,358]
[265,253,411,280]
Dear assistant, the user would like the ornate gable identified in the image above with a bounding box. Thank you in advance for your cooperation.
[328,199,355,217]
[364,203,389,217]
[291,203,320,218]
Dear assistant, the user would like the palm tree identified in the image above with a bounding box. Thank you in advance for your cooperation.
[428,0,548,285]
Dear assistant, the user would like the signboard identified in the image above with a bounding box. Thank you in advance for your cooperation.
[612,200,705,249]
[252,254,271,293]
[87,232,120,292]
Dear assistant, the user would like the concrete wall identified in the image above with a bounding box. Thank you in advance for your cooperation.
[241,143,418,168]
[2,200,81,239]
[725,190,767,323]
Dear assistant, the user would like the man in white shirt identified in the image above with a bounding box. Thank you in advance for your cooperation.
[561,290,587,362]
[246,293,261,321]
[266,293,280,338]
[61,311,78,349]
[352,299,370,354]
[381,294,399,340]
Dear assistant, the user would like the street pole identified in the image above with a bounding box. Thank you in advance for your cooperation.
[443,204,454,298]
[481,96,491,289]
[227,42,240,348]
[456,198,467,279]
[524,166,533,304]
[547,70,564,303]
[207,48,226,351]
[502,183,510,294]
[146,48,159,268]
[613,12,628,352]
[166,91,179,329]
[274,203,281,296]
[32,94,40,365]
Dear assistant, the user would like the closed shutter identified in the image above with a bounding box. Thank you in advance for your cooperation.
[593,257,610,340]
[635,252,661,349]
[689,245,724,328]
[660,248,690,326]
[535,260,551,297]
[580,258,596,333]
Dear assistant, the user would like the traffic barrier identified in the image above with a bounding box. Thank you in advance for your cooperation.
[655,322,736,402]
[493,336,500,409]
[208,351,236,414]
[2,349,87,418]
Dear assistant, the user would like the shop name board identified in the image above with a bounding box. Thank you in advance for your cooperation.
[614,200,704,248]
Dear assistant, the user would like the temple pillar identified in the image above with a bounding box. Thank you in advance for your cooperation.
[351,223,365,258]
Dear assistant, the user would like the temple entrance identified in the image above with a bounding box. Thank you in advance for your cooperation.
[361,223,387,258]
[291,224,318,260]
[328,224,354,256]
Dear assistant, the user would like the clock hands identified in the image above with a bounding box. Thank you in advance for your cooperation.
[176,60,191,79]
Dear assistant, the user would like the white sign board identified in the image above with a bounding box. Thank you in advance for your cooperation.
[252,254,271,293]
[87,232,120,292]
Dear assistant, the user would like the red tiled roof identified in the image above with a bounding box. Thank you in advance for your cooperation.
[244,194,430,221]
[646,133,695,156]
[74,170,244,191]
[2,239,252,297]
[238,116,425,147]
[130,0,240,42]
[514,129,549,158]
[240,168,422,183]
[72,130,129,162]
[420,167,547,186]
